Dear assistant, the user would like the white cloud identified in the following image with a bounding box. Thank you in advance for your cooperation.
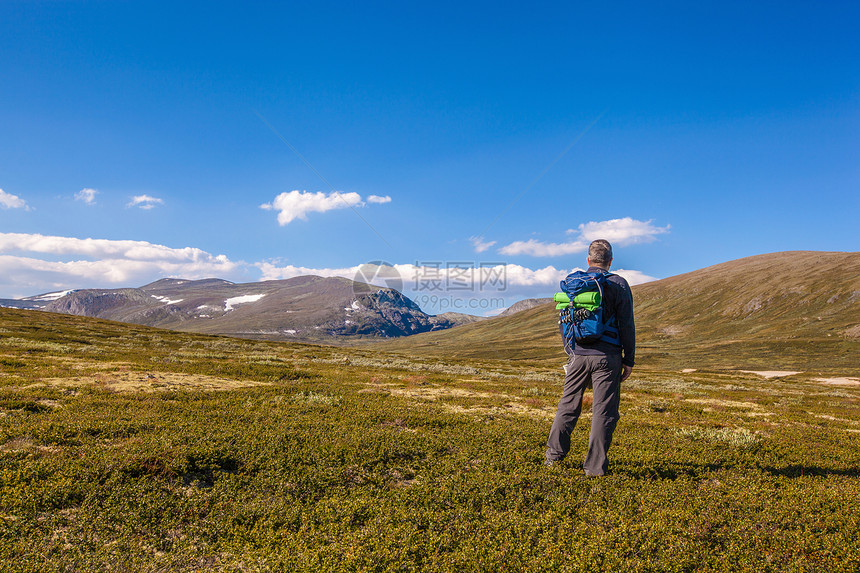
[0,255,235,286]
[0,232,239,297]
[571,217,670,246]
[75,188,99,205]
[499,217,670,257]
[480,263,569,288]
[0,189,30,211]
[469,236,497,253]
[498,238,587,257]
[608,269,658,286]
[127,195,164,210]
[260,190,392,225]
[260,190,363,225]
[256,262,361,282]
[0,233,225,262]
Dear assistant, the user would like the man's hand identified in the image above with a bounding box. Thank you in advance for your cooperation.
[621,364,633,382]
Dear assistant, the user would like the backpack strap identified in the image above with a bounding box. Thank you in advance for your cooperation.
[594,272,621,346]
[599,322,620,345]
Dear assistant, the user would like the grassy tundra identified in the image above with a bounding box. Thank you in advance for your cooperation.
[1,307,859,572]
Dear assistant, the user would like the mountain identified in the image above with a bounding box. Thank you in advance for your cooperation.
[0,289,80,311]
[0,299,43,310]
[498,298,552,317]
[40,276,467,341]
[372,251,860,372]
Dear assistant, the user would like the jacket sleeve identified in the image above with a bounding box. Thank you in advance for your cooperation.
[613,277,636,367]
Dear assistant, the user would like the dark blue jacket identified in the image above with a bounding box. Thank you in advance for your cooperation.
[572,266,635,367]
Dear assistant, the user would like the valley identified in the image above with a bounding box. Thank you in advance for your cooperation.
[1,250,858,570]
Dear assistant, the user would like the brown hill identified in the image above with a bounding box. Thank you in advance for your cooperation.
[371,251,860,373]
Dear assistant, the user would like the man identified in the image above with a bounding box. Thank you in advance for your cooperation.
[545,239,635,476]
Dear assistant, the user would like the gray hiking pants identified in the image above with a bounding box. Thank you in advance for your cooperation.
[545,353,622,475]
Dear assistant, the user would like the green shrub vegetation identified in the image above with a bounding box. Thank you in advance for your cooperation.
[1,308,859,571]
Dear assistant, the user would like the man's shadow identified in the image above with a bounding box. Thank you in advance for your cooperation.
[614,461,860,480]
[758,465,860,478]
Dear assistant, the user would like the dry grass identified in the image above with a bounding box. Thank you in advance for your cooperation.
[31,371,269,393]
[814,377,860,386]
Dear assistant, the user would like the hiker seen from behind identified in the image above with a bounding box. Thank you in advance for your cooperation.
[546,239,635,476]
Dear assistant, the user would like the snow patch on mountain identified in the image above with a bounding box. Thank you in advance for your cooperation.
[29,290,75,301]
[224,294,266,311]
[152,295,183,305]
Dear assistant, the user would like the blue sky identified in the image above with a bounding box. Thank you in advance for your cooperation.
[1,1,858,314]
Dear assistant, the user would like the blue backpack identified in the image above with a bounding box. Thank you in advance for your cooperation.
[557,270,621,355]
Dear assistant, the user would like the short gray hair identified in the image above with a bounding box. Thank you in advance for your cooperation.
[588,239,613,266]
